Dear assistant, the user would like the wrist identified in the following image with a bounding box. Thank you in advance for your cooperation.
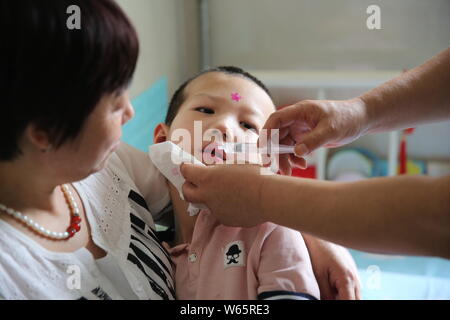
[352,96,373,136]
[257,171,296,226]
[256,170,278,224]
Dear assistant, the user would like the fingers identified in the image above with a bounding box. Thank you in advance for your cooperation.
[180,163,206,185]
[278,154,291,176]
[355,282,362,300]
[317,277,336,300]
[264,102,335,157]
[334,273,359,300]
[336,281,355,300]
[278,135,295,175]
[279,127,290,141]
[293,122,332,157]
[353,272,362,300]
[180,163,209,202]
[181,181,204,203]
[288,153,307,169]
[274,148,308,175]
[263,104,302,130]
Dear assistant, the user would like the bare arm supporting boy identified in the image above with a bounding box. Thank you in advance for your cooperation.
[181,162,450,259]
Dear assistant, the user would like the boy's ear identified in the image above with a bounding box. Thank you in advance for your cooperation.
[154,123,170,144]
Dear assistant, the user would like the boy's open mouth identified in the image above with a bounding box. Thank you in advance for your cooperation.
[202,143,226,164]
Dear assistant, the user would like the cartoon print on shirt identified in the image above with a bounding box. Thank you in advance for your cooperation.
[223,240,246,268]
[226,244,241,264]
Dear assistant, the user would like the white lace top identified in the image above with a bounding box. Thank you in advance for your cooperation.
[0,142,174,300]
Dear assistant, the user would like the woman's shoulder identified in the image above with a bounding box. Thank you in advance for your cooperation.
[78,142,169,217]
[73,143,170,254]
[107,142,170,215]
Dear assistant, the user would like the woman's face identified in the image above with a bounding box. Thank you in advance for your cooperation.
[49,91,134,181]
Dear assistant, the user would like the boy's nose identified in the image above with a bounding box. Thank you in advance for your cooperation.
[208,121,234,142]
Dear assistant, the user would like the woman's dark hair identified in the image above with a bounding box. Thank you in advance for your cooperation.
[165,66,271,125]
[0,0,139,160]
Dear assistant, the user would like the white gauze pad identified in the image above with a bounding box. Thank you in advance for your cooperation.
[149,141,208,216]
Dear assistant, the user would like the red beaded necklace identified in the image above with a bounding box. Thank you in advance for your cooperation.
[0,184,82,240]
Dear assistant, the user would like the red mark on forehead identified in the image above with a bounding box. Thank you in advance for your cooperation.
[231,92,241,102]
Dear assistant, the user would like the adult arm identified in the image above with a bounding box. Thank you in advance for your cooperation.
[262,47,450,174]
[181,163,450,259]
[259,171,450,259]
[362,46,450,133]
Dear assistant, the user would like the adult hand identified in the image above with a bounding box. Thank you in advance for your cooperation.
[262,98,369,175]
[180,163,270,227]
[304,235,361,300]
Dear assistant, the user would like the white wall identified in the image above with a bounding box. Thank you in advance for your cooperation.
[207,0,450,71]
[115,0,449,160]
[116,0,201,98]
[207,0,450,160]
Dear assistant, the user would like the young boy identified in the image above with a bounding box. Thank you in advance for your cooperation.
[152,66,320,300]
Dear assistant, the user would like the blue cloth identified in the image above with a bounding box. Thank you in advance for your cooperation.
[350,250,450,299]
[122,77,169,152]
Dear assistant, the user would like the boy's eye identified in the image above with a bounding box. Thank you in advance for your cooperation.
[240,121,257,132]
[195,107,214,114]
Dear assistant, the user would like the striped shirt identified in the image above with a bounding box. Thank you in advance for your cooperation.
[0,142,174,300]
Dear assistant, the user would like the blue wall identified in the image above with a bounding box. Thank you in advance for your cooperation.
[122,77,169,152]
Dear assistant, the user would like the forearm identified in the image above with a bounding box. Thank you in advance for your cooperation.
[360,47,450,134]
[260,174,450,258]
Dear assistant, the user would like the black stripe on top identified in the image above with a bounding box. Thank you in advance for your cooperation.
[258,291,318,300]
[130,213,171,261]
[128,212,175,299]
[128,189,149,211]
[126,189,175,300]
[130,212,146,231]
[127,253,172,300]
[129,242,175,298]
[130,233,172,275]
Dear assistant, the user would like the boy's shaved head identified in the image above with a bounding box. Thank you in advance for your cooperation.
[165,66,271,125]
